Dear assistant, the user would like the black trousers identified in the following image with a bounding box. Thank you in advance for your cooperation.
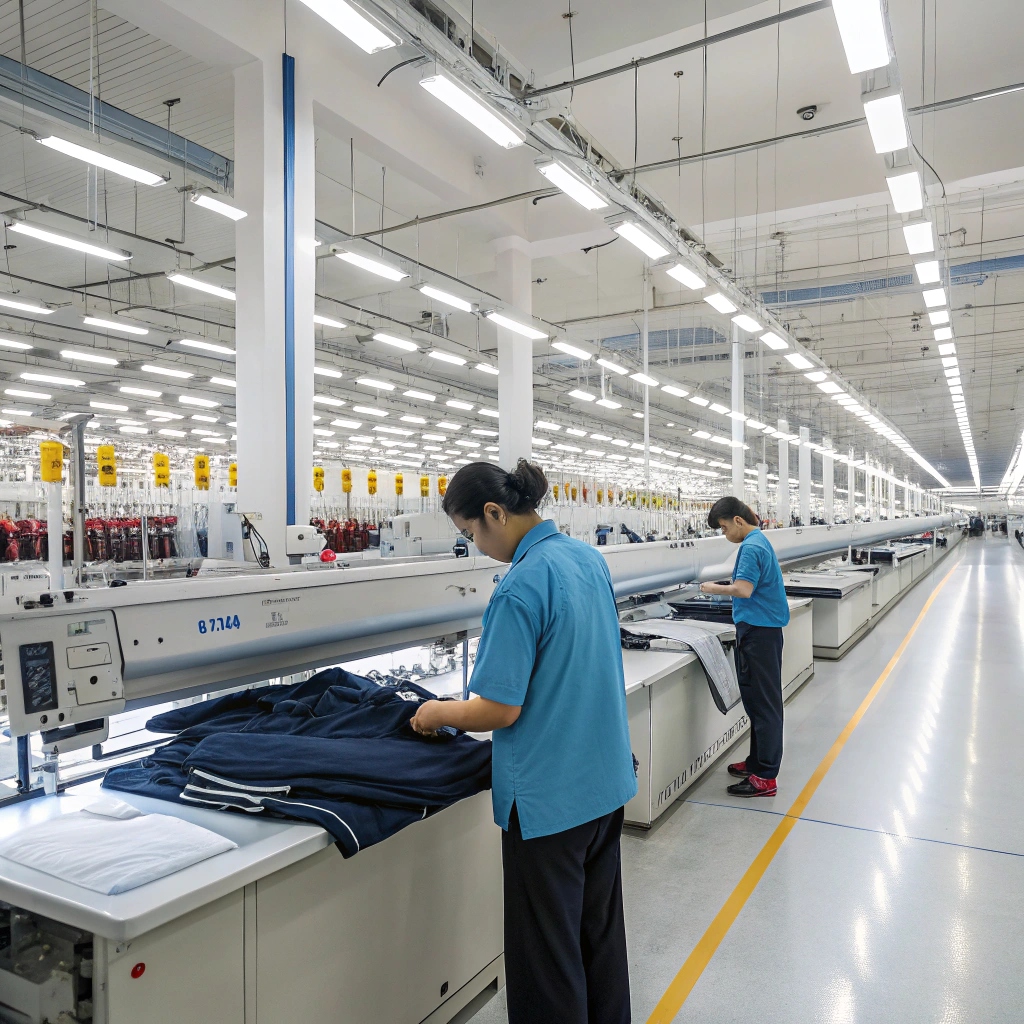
[502,804,631,1024]
[735,622,785,780]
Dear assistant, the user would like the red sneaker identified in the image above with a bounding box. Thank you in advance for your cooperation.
[727,761,751,778]
[727,774,777,797]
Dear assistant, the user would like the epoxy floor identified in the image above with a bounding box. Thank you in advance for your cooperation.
[468,535,1024,1023]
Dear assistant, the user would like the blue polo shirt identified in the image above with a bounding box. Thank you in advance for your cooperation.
[731,528,790,628]
[470,519,637,839]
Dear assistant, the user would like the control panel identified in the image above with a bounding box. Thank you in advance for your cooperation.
[3,611,126,736]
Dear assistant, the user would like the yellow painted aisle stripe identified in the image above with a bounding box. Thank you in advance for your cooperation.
[646,554,964,1024]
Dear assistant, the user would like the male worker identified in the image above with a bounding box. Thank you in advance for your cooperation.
[700,496,790,797]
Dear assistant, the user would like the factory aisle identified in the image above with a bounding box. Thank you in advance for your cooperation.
[468,536,1024,1023]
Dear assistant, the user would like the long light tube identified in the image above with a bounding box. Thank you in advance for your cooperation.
[915,260,941,284]
[373,332,419,352]
[294,0,397,52]
[313,314,347,328]
[536,161,607,210]
[83,316,148,335]
[37,136,165,186]
[597,357,628,375]
[189,193,247,220]
[862,92,908,153]
[179,338,236,356]
[419,75,523,150]
[486,312,548,340]
[0,337,32,350]
[21,372,84,387]
[832,0,890,74]
[142,364,193,379]
[759,331,788,350]
[552,341,592,360]
[922,287,947,307]
[886,170,924,213]
[334,251,408,281]
[612,221,670,260]
[428,350,468,366]
[167,273,236,301]
[61,349,118,366]
[665,264,705,290]
[784,353,814,370]
[419,285,473,312]
[9,221,131,262]
[0,295,52,315]
[704,292,738,314]
[732,314,762,333]
[903,221,935,255]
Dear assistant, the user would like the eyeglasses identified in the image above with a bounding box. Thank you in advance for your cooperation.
[458,527,474,542]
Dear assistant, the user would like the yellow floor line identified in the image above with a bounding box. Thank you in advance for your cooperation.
[645,553,964,1024]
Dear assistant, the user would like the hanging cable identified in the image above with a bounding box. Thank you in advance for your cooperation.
[564,5,577,104]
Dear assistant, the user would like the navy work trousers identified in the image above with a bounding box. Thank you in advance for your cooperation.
[502,804,630,1024]
[735,622,785,779]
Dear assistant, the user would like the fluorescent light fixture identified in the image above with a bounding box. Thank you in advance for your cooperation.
[709,403,730,415]
[332,419,362,429]
[0,295,52,315]
[693,430,711,440]
[479,408,499,418]
[158,428,186,437]
[915,260,941,284]
[436,420,462,430]
[120,425,148,434]
[938,343,956,356]
[474,363,499,375]
[732,314,762,333]
[0,337,31,350]
[597,357,628,375]
[818,381,844,394]
[178,338,236,357]
[356,378,394,391]
[21,372,84,387]
[689,395,710,407]
[728,410,747,421]
[747,420,766,430]
[661,385,689,398]
[209,377,236,388]
[189,193,246,220]
[886,171,924,213]
[446,399,474,410]
[314,365,343,378]
[401,415,427,425]
[120,386,161,397]
[142,364,193,380]
[928,310,950,326]
[941,357,958,369]
[832,0,890,74]
[486,312,547,340]
[804,370,828,382]
[419,74,522,149]
[419,285,473,312]
[2,408,33,416]
[863,92,908,153]
[612,221,671,260]
[759,332,789,351]
[37,135,164,185]
[784,353,813,370]
[82,316,148,336]
[5,388,50,400]
[630,373,659,387]
[91,401,128,411]
[923,288,947,307]
[596,398,621,409]
[665,264,705,290]
[568,389,595,402]
[536,160,607,210]
[903,221,935,255]
[294,0,397,51]
[704,292,737,314]
[9,221,131,262]
[60,349,118,366]
[934,327,953,342]
[178,395,219,408]
[335,250,409,281]
[535,421,561,431]
[552,340,593,360]
[352,405,388,417]
[313,314,346,329]
[404,389,436,402]
[373,332,419,352]
[167,273,236,301]
[191,414,218,423]
[429,350,468,366]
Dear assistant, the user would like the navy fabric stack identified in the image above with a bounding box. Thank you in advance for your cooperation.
[103,668,492,857]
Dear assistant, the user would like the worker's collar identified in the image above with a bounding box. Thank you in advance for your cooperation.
[511,518,558,567]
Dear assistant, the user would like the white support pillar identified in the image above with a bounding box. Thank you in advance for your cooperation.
[799,426,811,526]
[777,419,790,526]
[495,237,534,469]
[848,449,855,521]
[823,437,834,525]
[888,468,896,519]
[757,462,768,521]
[234,54,315,567]
[731,325,744,497]
[642,270,651,486]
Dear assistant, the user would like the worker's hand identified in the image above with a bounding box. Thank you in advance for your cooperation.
[410,700,449,736]
[699,582,715,595]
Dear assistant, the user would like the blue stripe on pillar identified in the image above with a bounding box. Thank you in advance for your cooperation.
[282,52,296,526]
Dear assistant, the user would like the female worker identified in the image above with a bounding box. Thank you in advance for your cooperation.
[411,459,637,1024]
[700,496,790,798]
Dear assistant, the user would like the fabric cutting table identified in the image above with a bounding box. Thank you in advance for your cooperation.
[0,781,502,1024]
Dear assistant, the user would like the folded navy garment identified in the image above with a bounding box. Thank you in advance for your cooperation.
[103,668,491,857]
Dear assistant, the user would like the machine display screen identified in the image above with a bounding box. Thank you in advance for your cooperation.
[19,642,59,714]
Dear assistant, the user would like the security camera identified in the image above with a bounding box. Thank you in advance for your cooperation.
[797,105,817,121]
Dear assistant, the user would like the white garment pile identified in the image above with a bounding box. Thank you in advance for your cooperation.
[0,798,237,894]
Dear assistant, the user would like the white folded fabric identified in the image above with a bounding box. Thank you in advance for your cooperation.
[0,811,237,894]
